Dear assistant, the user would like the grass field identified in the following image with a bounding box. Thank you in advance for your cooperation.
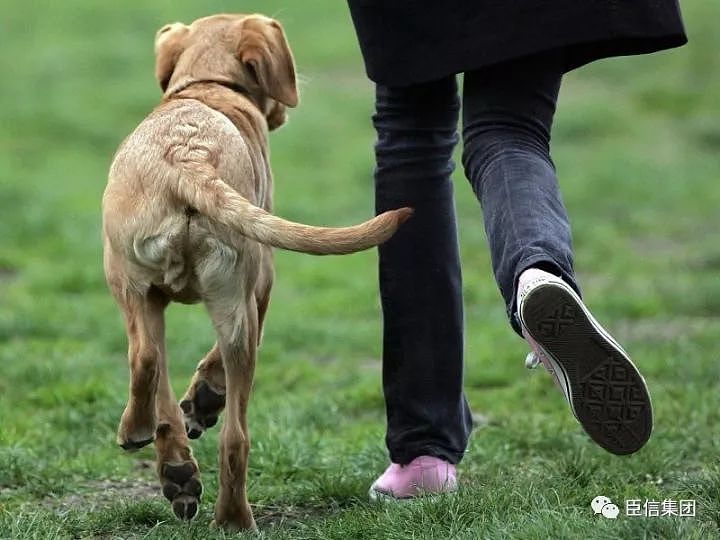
[1,1,719,538]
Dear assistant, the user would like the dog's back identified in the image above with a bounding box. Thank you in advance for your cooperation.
[103,97,264,298]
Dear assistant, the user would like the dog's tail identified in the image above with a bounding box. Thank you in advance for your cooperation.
[173,168,412,255]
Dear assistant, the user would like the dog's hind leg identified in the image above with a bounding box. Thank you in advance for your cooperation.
[179,343,227,439]
[255,246,274,347]
[112,285,201,520]
[115,286,167,451]
[178,247,272,442]
[205,295,258,531]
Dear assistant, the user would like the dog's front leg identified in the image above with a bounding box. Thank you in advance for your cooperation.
[154,348,202,521]
[180,343,226,439]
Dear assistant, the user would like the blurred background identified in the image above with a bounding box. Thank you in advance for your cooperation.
[1,1,719,538]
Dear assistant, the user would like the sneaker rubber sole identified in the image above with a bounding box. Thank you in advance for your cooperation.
[368,486,457,502]
[520,282,653,455]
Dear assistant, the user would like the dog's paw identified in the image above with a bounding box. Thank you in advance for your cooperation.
[117,408,156,452]
[180,380,225,439]
[119,436,154,452]
[161,460,202,520]
[213,509,257,532]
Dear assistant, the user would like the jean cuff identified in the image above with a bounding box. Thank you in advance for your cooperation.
[508,254,581,337]
[388,444,466,466]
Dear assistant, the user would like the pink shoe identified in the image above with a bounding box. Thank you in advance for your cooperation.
[368,456,457,501]
[517,268,652,455]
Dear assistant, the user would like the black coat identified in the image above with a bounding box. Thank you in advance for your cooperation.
[347,1,687,86]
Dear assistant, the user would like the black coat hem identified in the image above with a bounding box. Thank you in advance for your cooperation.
[348,0,687,87]
[364,32,688,87]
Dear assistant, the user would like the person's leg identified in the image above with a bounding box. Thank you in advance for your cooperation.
[461,51,652,455]
[461,50,579,333]
[373,76,472,470]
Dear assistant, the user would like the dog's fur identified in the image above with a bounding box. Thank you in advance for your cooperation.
[102,13,410,529]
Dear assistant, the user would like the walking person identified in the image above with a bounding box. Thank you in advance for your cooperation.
[345,1,687,499]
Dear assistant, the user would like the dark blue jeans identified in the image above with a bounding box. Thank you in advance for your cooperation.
[373,51,581,465]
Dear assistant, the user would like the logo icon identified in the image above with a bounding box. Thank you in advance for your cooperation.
[591,496,619,519]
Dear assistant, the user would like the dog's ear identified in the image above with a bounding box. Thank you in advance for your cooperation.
[155,22,189,92]
[238,17,298,107]
[266,101,288,131]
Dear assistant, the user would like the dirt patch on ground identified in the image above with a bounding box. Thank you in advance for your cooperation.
[36,459,338,531]
[41,477,159,513]
[253,502,336,529]
[41,460,158,512]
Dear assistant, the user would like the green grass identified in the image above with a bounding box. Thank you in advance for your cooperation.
[1,1,719,538]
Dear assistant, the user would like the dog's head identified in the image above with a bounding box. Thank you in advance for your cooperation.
[155,14,298,130]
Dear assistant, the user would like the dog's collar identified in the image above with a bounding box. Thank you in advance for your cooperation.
[166,79,251,99]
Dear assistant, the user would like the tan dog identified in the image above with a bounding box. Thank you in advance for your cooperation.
[102,13,410,530]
